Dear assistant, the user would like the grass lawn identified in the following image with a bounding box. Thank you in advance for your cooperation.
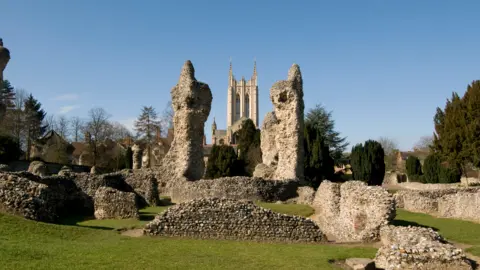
[63,202,315,231]
[0,211,376,270]
[393,209,480,256]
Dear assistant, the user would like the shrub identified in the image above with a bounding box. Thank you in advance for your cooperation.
[406,156,422,178]
[0,134,22,164]
[423,154,441,183]
[304,123,334,188]
[439,166,461,183]
[236,119,261,176]
[350,140,385,185]
[205,145,244,179]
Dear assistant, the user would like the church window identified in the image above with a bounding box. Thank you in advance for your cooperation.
[235,94,240,121]
[244,94,250,118]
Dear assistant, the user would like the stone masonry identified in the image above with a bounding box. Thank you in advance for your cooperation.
[394,188,480,223]
[313,180,396,242]
[159,60,212,182]
[144,198,326,243]
[254,64,304,181]
[132,144,142,170]
[0,38,10,84]
[94,187,139,219]
[375,225,472,270]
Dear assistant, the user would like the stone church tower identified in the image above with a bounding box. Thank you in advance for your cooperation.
[211,60,259,145]
[227,60,259,128]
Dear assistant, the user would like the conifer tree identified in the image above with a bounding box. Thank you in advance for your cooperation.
[134,106,161,168]
[0,80,15,122]
[304,123,334,188]
[205,145,243,179]
[236,119,261,175]
[24,94,47,160]
[125,146,133,169]
[350,140,385,185]
[406,156,422,180]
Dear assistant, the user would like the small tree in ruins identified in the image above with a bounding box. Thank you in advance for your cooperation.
[134,106,161,168]
[84,107,111,166]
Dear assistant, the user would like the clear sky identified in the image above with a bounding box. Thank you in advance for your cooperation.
[2,0,480,151]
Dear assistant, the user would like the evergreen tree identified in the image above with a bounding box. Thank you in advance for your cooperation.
[134,106,161,144]
[134,106,161,168]
[0,134,22,163]
[406,156,422,180]
[462,80,480,169]
[350,140,385,185]
[24,94,47,160]
[125,146,133,169]
[422,154,441,183]
[305,104,349,161]
[205,145,243,179]
[0,80,15,122]
[304,123,334,188]
[236,119,261,175]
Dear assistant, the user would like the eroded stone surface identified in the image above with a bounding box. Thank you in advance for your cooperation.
[0,38,10,83]
[345,258,376,270]
[144,198,325,242]
[374,225,472,270]
[132,144,142,170]
[28,161,49,177]
[313,180,395,242]
[0,172,90,222]
[254,64,305,181]
[158,60,212,183]
[94,187,139,219]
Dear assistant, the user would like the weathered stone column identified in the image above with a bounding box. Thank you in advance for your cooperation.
[132,144,143,170]
[253,64,305,181]
[160,60,212,181]
[0,38,10,83]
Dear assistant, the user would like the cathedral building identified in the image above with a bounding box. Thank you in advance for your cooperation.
[211,61,259,145]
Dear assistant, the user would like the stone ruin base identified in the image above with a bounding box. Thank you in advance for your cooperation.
[394,188,480,223]
[158,176,300,204]
[144,197,326,243]
[312,180,396,242]
[94,187,139,220]
[374,225,473,270]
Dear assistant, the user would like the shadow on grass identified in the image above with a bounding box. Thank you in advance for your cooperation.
[58,215,114,231]
[391,219,439,231]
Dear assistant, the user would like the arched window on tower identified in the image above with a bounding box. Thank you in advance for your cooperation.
[235,94,240,121]
[244,94,250,118]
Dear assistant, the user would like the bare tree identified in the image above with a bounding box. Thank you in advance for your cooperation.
[378,136,399,171]
[56,115,70,139]
[70,116,84,142]
[84,107,111,166]
[109,121,132,141]
[378,136,399,156]
[414,135,433,152]
[160,101,173,137]
[44,114,57,133]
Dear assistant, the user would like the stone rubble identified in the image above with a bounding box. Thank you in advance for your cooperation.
[254,64,305,181]
[313,180,396,242]
[144,197,326,243]
[94,187,139,220]
[27,160,49,176]
[374,225,473,270]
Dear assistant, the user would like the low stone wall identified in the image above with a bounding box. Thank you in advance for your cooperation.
[144,198,326,243]
[0,172,90,222]
[124,170,160,206]
[461,177,480,186]
[293,186,315,205]
[394,188,480,222]
[94,187,139,219]
[375,225,472,270]
[160,176,299,203]
[397,182,461,190]
[313,180,395,242]
[383,171,407,186]
[8,160,91,174]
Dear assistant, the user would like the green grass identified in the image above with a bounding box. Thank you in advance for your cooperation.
[0,212,376,269]
[394,209,480,256]
[63,203,315,231]
[255,202,315,217]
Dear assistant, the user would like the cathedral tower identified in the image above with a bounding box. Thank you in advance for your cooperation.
[227,60,259,128]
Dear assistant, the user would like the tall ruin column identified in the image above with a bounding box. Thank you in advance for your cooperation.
[0,38,10,83]
[132,144,143,170]
[161,60,212,181]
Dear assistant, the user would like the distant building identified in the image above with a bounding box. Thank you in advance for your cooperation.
[211,60,259,145]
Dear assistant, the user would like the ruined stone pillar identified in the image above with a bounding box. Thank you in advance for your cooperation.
[253,64,305,181]
[161,60,212,181]
[0,38,10,83]
[132,144,143,170]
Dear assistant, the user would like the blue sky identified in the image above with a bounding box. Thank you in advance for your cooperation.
[2,0,480,151]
